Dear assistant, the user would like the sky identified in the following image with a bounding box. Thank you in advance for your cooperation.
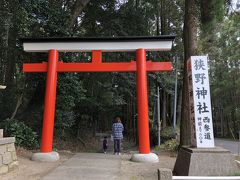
[231,0,240,12]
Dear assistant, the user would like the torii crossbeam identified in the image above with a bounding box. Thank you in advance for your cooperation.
[22,36,175,162]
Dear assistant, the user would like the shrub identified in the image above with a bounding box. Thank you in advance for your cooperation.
[161,127,177,142]
[150,126,180,146]
[160,139,179,152]
[1,119,39,149]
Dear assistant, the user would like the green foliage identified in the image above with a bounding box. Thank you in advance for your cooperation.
[1,119,39,149]
[161,126,179,142]
[200,0,225,34]
[0,0,237,146]
[55,73,87,129]
[160,139,179,152]
[204,13,240,137]
[150,126,179,147]
[229,165,240,176]
[0,0,183,134]
[232,172,240,176]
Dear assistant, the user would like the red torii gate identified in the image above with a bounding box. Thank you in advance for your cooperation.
[22,36,175,161]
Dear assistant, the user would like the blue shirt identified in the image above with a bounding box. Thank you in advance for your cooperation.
[112,122,124,139]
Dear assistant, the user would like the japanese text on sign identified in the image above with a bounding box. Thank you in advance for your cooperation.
[188,56,215,148]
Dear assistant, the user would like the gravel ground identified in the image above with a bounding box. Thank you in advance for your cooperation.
[120,153,176,180]
[1,150,73,180]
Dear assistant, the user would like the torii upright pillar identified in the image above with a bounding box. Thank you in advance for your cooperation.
[41,49,58,153]
[130,49,159,162]
[136,49,150,154]
[31,50,60,161]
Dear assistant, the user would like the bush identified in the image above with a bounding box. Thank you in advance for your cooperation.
[150,126,179,146]
[1,119,39,149]
[160,139,179,152]
[161,126,177,142]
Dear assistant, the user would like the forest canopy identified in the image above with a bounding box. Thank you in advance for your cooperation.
[0,0,239,149]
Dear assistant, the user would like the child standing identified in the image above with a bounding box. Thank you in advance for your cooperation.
[103,136,108,154]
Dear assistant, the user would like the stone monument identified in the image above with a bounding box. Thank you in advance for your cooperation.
[173,56,239,175]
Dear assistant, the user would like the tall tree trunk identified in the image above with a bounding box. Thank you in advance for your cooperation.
[5,35,16,88]
[162,90,167,128]
[0,9,11,85]
[177,86,182,126]
[180,0,198,146]
[156,0,160,36]
[160,0,167,35]
[5,0,19,88]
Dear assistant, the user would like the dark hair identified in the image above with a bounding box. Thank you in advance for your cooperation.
[115,116,121,123]
[104,136,107,139]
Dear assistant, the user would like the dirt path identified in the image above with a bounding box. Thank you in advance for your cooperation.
[1,151,176,180]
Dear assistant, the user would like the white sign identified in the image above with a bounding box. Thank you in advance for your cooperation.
[188,56,215,148]
[0,85,6,89]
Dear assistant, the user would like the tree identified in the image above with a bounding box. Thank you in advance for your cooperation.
[208,13,240,138]
[180,0,227,146]
[180,0,198,146]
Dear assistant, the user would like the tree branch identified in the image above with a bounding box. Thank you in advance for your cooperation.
[10,93,23,120]
[68,0,90,30]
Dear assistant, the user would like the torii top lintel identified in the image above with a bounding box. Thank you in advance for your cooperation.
[21,35,175,52]
[22,36,175,73]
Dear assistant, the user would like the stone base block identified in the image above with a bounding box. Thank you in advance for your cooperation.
[0,137,15,145]
[130,153,159,163]
[31,151,59,162]
[173,146,239,176]
[158,168,172,180]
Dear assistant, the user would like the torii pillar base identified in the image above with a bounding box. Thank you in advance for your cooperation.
[130,153,159,163]
[31,151,59,162]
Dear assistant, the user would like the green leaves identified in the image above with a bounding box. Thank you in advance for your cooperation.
[206,13,240,137]
[0,0,210,141]
[55,73,86,129]
[1,119,39,149]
